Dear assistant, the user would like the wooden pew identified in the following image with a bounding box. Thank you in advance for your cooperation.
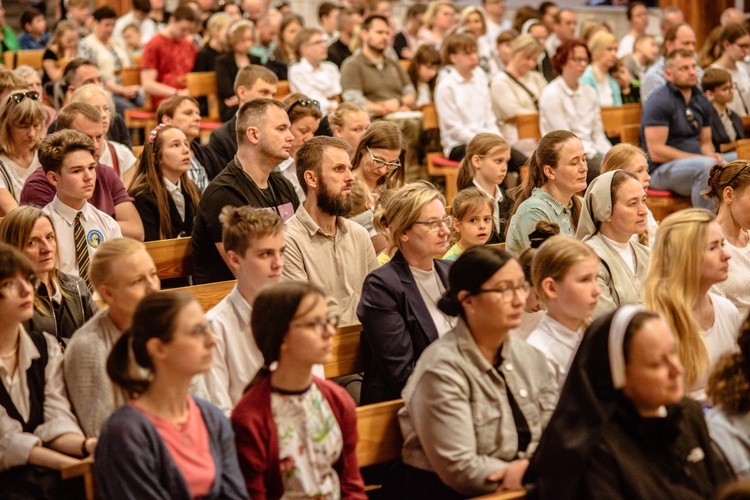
[276,80,291,100]
[172,279,235,311]
[601,103,642,139]
[506,113,541,140]
[61,458,95,500]
[144,237,193,280]
[186,71,222,143]
[356,399,404,468]
[15,49,45,70]
[620,124,641,146]
[324,323,363,379]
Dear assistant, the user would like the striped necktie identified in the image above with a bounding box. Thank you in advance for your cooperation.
[74,212,92,291]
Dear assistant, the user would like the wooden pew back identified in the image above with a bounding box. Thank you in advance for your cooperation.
[601,103,642,138]
[144,237,193,280]
[172,280,235,311]
[356,399,404,467]
[324,323,363,378]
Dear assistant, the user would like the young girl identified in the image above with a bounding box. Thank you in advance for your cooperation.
[512,220,560,340]
[443,187,494,260]
[128,124,201,241]
[232,282,366,498]
[0,243,93,498]
[457,133,513,243]
[527,235,601,388]
[407,44,441,108]
[216,19,256,121]
[96,291,248,499]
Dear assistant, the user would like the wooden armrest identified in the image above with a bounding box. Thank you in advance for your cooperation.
[60,457,94,480]
[720,142,738,153]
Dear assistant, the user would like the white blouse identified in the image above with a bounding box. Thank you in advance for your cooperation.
[0,327,83,471]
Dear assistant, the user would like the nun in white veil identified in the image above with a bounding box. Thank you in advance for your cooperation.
[576,170,651,318]
[524,306,732,499]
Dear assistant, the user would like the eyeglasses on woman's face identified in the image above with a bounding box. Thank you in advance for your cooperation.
[474,281,531,303]
[290,314,340,335]
[367,146,401,171]
[412,215,454,232]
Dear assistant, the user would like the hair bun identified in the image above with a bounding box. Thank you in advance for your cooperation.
[707,163,725,191]
[437,294,462,317]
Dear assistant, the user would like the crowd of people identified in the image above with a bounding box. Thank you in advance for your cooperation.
[3,0,750,498]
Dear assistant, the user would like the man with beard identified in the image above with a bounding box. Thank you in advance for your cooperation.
[341,14,416,118]
[282,136,378,325]
[642,49,726,210]
[192,98,299,284]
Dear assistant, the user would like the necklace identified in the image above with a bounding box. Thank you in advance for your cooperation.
[173,420,191,445]
[0,340,21,359]
[0,342,18,359]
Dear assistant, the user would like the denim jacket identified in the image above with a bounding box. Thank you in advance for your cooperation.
[399,320,558,496]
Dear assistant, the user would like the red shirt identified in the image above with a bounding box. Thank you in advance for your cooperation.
[141,33,198,107]
[134,396,216,498]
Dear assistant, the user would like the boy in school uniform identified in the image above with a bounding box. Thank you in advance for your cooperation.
[39,130,121,289]
[703,67,745,155]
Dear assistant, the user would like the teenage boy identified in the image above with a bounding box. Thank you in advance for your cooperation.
[202,205,287,415]
[18,8,51,50]
[40,130,122,287]
[703,67,745,154]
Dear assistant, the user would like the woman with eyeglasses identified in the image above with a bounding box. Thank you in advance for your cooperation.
[709,23,750,116]
[95,291,248,499]
[357,182,454,405]
[0,89,44,216]
[398,245,556,497]
[539,39,612,180]
[232,282,366,498]
[277,93,322,202]
[0,206,97,347]
[0,243,94,499]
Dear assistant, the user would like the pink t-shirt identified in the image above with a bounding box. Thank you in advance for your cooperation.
[134,396,216,498]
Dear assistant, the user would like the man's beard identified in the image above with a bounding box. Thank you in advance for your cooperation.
[318,179,352,217]
[366,42,385,55]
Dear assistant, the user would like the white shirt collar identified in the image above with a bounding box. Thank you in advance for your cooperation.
[472,178,503,203]
[164,177,181,195]
[51,195,90,225]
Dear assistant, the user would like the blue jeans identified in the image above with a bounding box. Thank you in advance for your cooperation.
[649,156,717,210]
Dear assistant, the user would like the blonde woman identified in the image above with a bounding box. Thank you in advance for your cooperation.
[0,89,44,215]
[357,182,453,404]
[69,84,136,183]
[645,208,742,401]
[417,0,457,49]
[194,12,232,72]
[580,31,622,106]
[63,238,161,436]
[0,206,97,345]
[601,143,658,246]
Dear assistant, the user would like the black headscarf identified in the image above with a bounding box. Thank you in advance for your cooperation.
[523,306,645,499]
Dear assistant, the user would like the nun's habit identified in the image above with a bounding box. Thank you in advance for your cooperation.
[524,306,732,499]
[576,171,650,319]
